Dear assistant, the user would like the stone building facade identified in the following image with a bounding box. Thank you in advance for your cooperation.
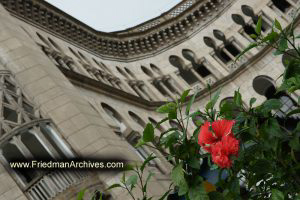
[0,0,298,199]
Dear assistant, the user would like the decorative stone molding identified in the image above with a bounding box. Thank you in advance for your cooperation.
[0,0,235,60]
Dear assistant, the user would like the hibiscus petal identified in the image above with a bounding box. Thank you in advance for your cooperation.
[198,121,217,148]
[212,119,235,139]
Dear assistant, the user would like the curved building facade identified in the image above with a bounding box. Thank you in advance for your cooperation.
[0,0,298,199]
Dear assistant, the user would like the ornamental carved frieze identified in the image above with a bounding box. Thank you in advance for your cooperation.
[0,0,235,60]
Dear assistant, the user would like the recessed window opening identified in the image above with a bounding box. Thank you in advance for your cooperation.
[271,0,291,13]
[225,43,240,57]
[3,107,18,123]
[217,50,232,63]
[21,131,52,160]
[195,63,211,77]
[169,55,198,85]
[2,143,37,183]
[153,82,168,97]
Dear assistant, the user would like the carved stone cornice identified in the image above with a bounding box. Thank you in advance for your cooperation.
[0,0,235,60]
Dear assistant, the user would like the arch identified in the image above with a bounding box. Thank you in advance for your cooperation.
[124,67,136,79]
[128,111,146,128]
[141,66,154,77]
[169,55,198,85]
[150,63,162,75]
[48,37,62,52]
[182,49,211,78]
[36,32,51,47]
[252,75,275,97]
[101,103,127,132]
[21,130,52,160]
[68,47,80,59]
[231,14,257,36]
[169,55,185,69]
[78,51,89,63]
[182,49,197,63]
[116,66,129,79]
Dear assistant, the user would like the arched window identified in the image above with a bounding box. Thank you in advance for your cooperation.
[101,103,127,133]
[36,32,51,47]
[128,111,146,129]
[232,14,257,38]
[241,5,271,32]
[141,66,154,77]
[169,55,198,85]
[125,67,136,79]
[203,37,232,64]
[48,37,62,52]
[182,49,211,78]
[253,76,300,120]
[21,130,53,160]
[69,47,81,59]
[116,66,129,79]
[150,64,162,75]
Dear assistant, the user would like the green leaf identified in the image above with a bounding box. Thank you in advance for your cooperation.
[158,189,172,200]
[143,123,154,142]
[105,183,122,191]
[287,108,300,117]
[188,183,209,200]
[234,90,242,107]
[206,87,222,110]
[77,189,86,200]
[262,31,279,43]
[171,163,185,186]
[140,153,156,172]
[278,38,288,52]
[178,180,189,196]
[284,60,300,80]
[255,16,262,35]
[250,34,257,39]
[273,49,284,56]
[181,89,191,103]
[135,139,146,148]
[261,99,282,113]
[156,102,177,113]
[208,191,223,200]
[252,159,272,175]
[271,189,284,200]
[235,43,257,61]
[274,19,282,31]
[250,97,256,107]
[143,172,154,193]
[126,175,138,190]
[186,90,199,115]
[168,110,177,119]
[188,157,201,169]
[289,136,300,151]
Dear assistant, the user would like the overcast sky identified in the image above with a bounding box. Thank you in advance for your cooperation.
[45,0,182,32]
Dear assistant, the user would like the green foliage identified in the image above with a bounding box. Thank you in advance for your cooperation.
[143,123,154,142]
[101,13,300,200]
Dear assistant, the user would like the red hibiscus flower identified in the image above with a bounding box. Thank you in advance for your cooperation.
[211,136,239,168]
[198,120,239,168]
[198,120,235,152]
